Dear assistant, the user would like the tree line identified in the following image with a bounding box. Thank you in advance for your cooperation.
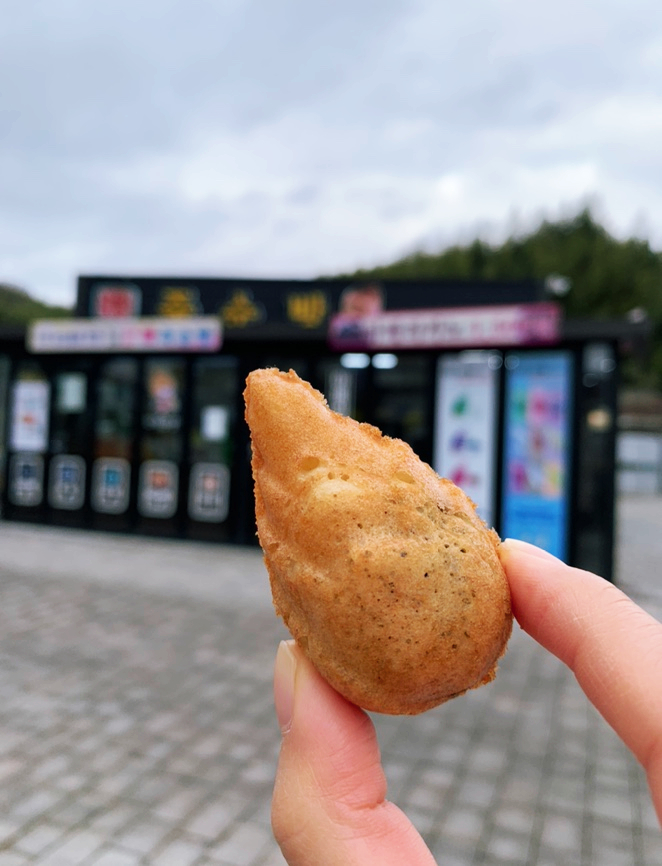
[348,209,662,389]
[0,283,70,326]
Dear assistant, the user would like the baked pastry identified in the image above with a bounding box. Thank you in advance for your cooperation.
[244,368,512,715]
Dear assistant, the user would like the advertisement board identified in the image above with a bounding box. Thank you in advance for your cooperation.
[501,351,573,559]
[434,353,499,527]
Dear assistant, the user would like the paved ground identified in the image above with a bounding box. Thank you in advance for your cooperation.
[0,497,660,865]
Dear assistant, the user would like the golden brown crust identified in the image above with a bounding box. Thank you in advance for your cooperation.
[244,368,513,715]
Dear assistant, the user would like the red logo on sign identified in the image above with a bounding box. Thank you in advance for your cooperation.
[92,285,141,318]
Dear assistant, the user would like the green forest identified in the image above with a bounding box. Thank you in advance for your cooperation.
[2,209,661,387]
[0,283,70,325]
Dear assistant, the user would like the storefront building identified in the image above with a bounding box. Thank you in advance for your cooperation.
[0,275,648,582]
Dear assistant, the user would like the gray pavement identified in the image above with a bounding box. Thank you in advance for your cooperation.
[0,497,659,865]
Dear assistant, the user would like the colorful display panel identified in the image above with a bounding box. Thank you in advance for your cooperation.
[501,351,574,559]
[434,353,499,528]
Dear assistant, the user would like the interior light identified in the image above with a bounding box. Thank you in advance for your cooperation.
[372,353,398,369]
[340,353,370,369]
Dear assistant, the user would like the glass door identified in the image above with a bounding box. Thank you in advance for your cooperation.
[91,357,139,531]
[5,361,50,520]
[135,357,186,535]
[46,365,92,525]
[186,356,239,540]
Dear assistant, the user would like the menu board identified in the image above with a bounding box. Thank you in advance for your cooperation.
[501,351,573,559]
[434,354,499,527]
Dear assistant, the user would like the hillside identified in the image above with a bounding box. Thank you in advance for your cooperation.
[0,283,71,326]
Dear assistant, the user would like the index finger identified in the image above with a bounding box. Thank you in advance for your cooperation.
[499,538,662,822]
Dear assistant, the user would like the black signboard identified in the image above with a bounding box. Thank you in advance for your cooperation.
[76,276,546,342]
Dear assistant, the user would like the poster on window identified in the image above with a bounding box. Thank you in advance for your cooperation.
[188,462,230,522]
[434,354,499,528]
[92,457,131,514]
[142,362,182,432]
[49,455,86,510]
[10,380,50,452]
[138,460,179,518]
[501,351,573,559]
[8,453,44,506]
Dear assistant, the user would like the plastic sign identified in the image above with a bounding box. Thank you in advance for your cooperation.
[91,458,131,514]
[28,317,222,353]
[48,455,86,510]
[328,302,561,351]
[188,463,230,523]
[9,454,44,507]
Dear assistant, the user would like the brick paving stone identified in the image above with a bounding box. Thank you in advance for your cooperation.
[0,853,30,866]
[87,849,142,866]
[113,817,171,855]
[13,823,65,857]
[33,830,105,865]
[149,836,206,865]
[207,821,273,866]
[185,796,245,840]
[0,496,658,865]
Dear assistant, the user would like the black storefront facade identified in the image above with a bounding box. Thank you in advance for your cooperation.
[0,274,647,582]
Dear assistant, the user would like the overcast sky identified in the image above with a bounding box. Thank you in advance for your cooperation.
[2,0,662,307]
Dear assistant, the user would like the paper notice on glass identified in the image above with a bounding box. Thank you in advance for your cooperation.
[10,381,50,452]
[200,406,228,442]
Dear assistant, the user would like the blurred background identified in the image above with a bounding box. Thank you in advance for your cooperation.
[1,5,662,862]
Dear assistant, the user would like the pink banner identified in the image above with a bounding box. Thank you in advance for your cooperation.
[328,302,561,351]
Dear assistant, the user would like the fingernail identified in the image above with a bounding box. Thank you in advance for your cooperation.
[274,640,297,734]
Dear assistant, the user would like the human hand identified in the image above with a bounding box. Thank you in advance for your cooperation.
[270,538,662,865]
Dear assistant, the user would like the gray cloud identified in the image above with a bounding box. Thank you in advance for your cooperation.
[2,0,662,305]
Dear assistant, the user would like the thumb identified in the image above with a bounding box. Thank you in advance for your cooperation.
[271,640,436,866]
